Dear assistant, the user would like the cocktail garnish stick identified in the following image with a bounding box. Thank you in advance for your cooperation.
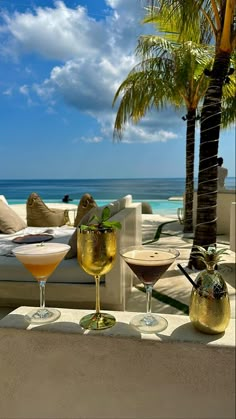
[177,263,199,289]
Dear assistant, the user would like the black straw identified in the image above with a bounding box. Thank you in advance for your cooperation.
[177,263,198,289]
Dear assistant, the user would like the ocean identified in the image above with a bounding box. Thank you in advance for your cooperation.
[1,178,235,216]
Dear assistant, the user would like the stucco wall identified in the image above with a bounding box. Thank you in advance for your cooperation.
[0,308,235,419]
[0,328,235,419]
[193,190,236,235]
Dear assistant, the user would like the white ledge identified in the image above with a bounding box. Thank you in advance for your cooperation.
[0,306,234,348]
[0,307,235,419]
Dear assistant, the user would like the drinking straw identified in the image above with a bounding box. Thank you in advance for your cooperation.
[177,263,198,289]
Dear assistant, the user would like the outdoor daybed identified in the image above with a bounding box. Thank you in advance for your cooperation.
[0,195,142,310]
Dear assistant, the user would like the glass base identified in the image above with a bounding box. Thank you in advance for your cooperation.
[25,308,61,324]
[80,312,116,330]
[130,313,168,333]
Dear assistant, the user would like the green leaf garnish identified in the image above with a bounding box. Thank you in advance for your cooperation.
[80,206,122,231]
[102,206,111,222]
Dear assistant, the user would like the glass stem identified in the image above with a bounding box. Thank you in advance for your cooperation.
[95,275,101,314]
[39,280,46,309]
[145,285,153,317]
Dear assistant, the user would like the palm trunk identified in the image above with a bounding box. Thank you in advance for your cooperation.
[183,109,196,233]
[188,50,231,270]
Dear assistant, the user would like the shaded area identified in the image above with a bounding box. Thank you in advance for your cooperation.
[135,285,189,314]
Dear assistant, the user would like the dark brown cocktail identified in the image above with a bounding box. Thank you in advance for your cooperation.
[120,246,179,333]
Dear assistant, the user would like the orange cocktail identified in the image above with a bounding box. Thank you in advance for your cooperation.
[13,242,70,324]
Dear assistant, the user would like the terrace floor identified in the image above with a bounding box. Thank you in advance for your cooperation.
[0,214,235,321]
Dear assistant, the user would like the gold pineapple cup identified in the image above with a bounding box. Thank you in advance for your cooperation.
[189,265,230,334]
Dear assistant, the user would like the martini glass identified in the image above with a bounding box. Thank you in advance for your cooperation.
[77,227,117,330]
[13,242,70,324]
[120,245,179,333]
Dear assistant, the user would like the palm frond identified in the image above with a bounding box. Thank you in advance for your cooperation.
[144,0,214,44]
[112,36,217,138]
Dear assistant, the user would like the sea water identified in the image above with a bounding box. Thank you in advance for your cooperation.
[1,177,235,216]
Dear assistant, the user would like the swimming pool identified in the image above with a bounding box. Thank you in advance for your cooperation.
[8,198,183,216]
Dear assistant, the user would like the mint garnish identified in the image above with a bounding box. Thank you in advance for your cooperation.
[80,207,122,231]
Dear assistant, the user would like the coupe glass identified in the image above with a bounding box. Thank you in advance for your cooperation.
[77,227,117,330]
[13,242,70,324]
[120,245,179,333]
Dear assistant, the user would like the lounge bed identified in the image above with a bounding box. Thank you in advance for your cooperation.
[0,195,142,310]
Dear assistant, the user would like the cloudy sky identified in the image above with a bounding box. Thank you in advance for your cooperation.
[0,0,235,179]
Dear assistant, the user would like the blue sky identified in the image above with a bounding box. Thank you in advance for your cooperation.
[0,0,235,179]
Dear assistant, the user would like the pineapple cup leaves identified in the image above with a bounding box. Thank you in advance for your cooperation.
[192,245,229,266]
[80,206,122,231]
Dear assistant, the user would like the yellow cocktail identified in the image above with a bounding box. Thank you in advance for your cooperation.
[77,228,117,330]
[13,242,70,324]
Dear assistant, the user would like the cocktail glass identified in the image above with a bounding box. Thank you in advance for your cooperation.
[120,245,179,333]
[13,242,70,324]
[77,227,117,330]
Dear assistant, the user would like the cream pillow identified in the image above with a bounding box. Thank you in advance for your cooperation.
[26,192,69,227]
[0,200,26,234]
[74,193,97,227]
[0,195,9,206]
[65,198,121,259]
[65,194,97,259]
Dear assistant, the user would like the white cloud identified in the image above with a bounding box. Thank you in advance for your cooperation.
[1,1,108,60]
[34,53,136,114]
[0,0,180,144]
[90,106,182,145]
[19,83,34,106]
[81,136,103,143]
[112,121,179,144]
[46,106,57,114]
[19,84,29,95]
[3,87,12,95]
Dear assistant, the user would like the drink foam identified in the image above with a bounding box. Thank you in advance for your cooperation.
[13,242,70,255]
[13,243,70,264]
[123,249,176,266]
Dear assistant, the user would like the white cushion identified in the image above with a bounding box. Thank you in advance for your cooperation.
[0,195,9,206]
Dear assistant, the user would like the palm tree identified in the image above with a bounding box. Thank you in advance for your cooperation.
[113,37,213,233]
[147,0,236,268]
